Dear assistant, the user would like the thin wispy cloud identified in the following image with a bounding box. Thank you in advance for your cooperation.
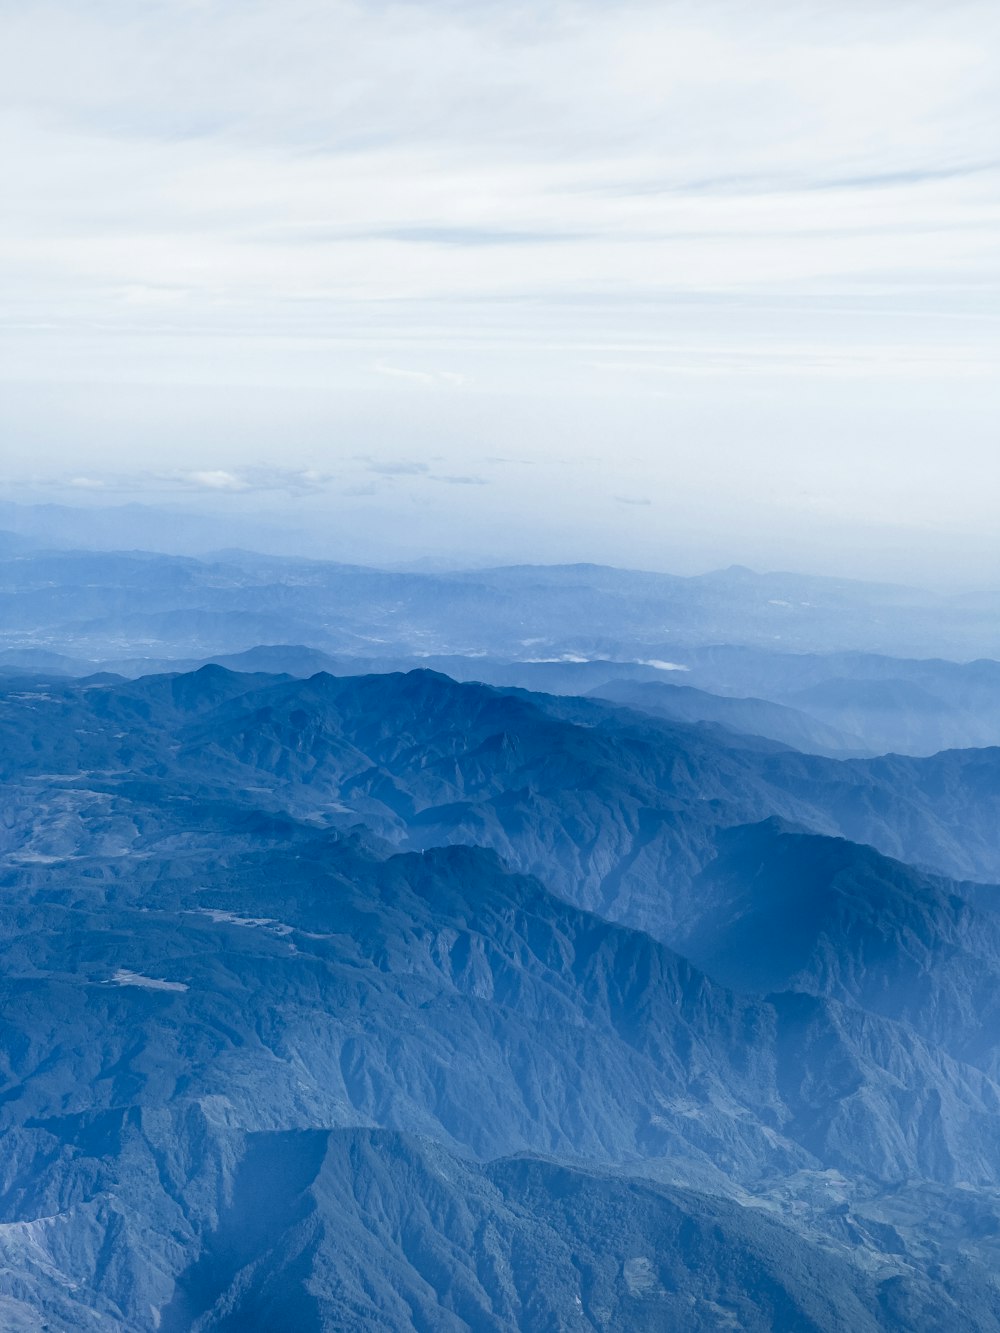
[5,1,998,329]
[362,459,431,477]
[373,362,466,388]
[2,0,999,581]
[44,467,338,498]
[185,470,250,492]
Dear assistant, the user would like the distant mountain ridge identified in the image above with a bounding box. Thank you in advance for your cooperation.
[4,538,1000,661]
[588,678,868,755]
[3,663,999,896]
[7,631,1000,759]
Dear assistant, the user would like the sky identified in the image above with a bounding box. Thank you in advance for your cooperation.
[2,0,999,582]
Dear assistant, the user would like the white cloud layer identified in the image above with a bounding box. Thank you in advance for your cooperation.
[1,1,999,580]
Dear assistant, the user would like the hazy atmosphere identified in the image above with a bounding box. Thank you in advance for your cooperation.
[6,7,1000,1331]
[3,0,999,581]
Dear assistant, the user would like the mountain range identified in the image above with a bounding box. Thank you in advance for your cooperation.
[1,660,1000,1326]
[4,535,1000,664]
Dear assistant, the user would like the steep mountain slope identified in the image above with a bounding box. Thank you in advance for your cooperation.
[3,666,999,923]
[648,646,1000,757]
[4,821,1000,1328]
[588,678,867,755]
[9,827,999,1186]
[11,623,1000,761]
[4,665,1000,1326]
[172,667,1000,895]
[677,819,1000,1074]
[179,645,1000,759]
[782,676,991,756]
[163,1131,1000,1333]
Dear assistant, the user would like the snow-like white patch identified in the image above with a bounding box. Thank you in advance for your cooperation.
[193,909,294,935]
[638,659,689,672]
[768,598,792,607]
[623,1256,660,1297]
[111,969,188,992]
[4,853,71,865]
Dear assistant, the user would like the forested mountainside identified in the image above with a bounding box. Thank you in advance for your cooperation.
[1,665,1000,1327]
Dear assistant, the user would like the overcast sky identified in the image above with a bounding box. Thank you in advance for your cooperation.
[2,0,999,581]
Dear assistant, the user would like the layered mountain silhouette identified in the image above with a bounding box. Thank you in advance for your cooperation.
[4,825,1000,1328]
[680,819,1000,1072]
[587,678,868,755]
[5,536,1000,663]
[3,662,1000,1327]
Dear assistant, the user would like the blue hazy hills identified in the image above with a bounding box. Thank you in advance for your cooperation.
[4,536,1000,663]
[7,538,1000,760]
[1,659,1000,1327]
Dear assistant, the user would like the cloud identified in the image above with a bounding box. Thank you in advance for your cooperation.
[368,226,587,247]
[431,474,489,486]
[615,495,652,506]
[362,459,431,477]
[3,2,998,422]
[171,467,339,496]
[236,467,335,495]
[374,363,438,387]
[180,471,250,491]
[8,0,997,335]
[374,363,465,388]
[593,343,999,382]
[176,468,334,494]
[44,467,337,498]
[120,284,188,306]
[3,0,1000,584]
